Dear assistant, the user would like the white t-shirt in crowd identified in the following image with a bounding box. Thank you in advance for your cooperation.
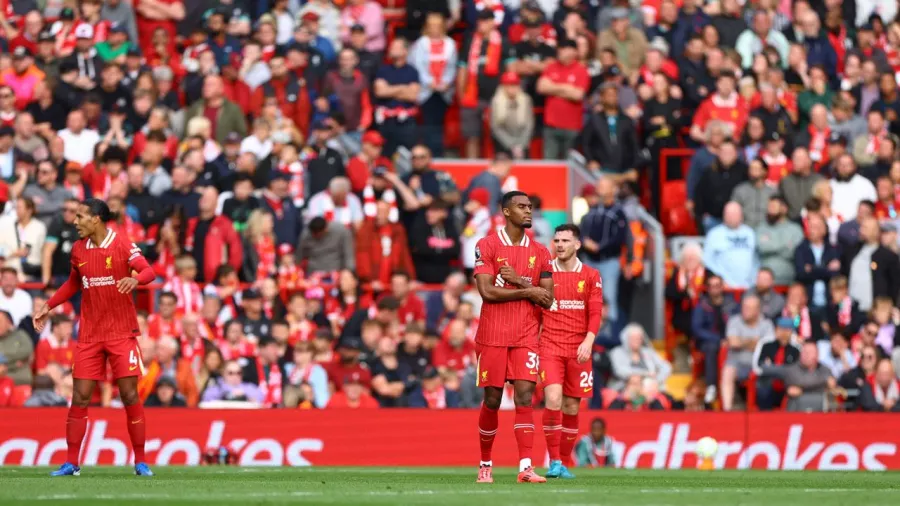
[57,128,101,166]
[0,288,33,326]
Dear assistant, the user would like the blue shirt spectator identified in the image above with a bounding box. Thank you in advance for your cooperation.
[703,202,759,289]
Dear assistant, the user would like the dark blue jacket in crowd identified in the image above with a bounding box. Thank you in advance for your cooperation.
[691,294,736,345]
[793,239,842,301]
[261,196,300,246]
[804,34,838,82]
[579,203,629,262]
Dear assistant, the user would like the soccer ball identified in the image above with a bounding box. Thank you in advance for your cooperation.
[696,437,718,459]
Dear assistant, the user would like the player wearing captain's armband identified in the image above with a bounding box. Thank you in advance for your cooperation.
[539,224,603,479]
[472,191,554,484]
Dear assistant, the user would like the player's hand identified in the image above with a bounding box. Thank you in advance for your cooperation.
[499,265,523,287]
[577,338,592,363]
[33,303,51,332]
[526,287,552,307]
[117,277,139,294]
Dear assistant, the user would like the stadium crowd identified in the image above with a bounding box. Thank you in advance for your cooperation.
[0,0,897,417]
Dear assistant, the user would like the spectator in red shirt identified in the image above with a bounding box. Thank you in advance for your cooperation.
[327,371,380,408]
[134,0,184,61]
[356,202,415,290]
[0,354,14,407]
[690,72,749,143]
[432,319,476,375]
[537,38,590,160]
[385,272,425,328]
[346,130,393,193]
[33,314,75,374]
[6,10,43,55]
[328,336,373,392]
[148,291,182,340]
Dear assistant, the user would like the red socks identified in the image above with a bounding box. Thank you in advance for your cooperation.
[125,403,146,463]
[560,413,579,467]
[513,406,535,463]
[65,405,89,465]
[477,403,499,464]
[542,408,562,461]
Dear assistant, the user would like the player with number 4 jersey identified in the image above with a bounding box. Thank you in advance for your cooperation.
[33,199,157,478]
[539,224,603,480]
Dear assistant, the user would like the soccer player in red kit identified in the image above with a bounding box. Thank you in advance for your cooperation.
[473,191,554,484]
[539,224,602,480]
[33,199,157,477]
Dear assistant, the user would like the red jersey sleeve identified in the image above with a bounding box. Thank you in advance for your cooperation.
[575,65,591,93]
[472,238,496,278]
[587,269,603,334]
[692,99,711,130]
[540,247,553,277]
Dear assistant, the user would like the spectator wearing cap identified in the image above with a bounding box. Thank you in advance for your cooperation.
[511,16,557,108]
[95,23,133,63]
[328,334,373,389]
[582,83,641,185]
[373,38,420,157]
[408,199,460,284]
[298,215,356,276]
[65,22,105,81]
[457,9,514,159]
[323,48,373,141]
[690,73,749,144]
[298,0,341,50]
[597,8,647,81]
[1,46,44,110]
[356,198,415,288]
[409,12,458,157]
[752,316,801,410]
[0,308,32,386]
[842,217,900,311]
[22,160,72,226]
[340,0,385,54]
[298,11,336,64]
[184,75,247,144]
[490,71,534,159]
[538,38,589,159]
[238,287,273,341]
[345,130,391,194]
[756,195,804,285]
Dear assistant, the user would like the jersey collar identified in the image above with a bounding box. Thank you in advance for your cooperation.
[552,258,583,273]
[498,228,530,247]
[87,229,116,249]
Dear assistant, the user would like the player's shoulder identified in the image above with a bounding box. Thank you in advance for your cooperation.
[528,239,551,255]
[70,238,87,255]
[476,232,500,248]
[582,263,602,285]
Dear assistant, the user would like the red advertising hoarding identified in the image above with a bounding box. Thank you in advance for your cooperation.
[1,409,897,470]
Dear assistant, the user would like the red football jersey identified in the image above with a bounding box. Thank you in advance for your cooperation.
[431,339,476,372]
[69,230,147,343]
[473,229,553,348]
[540,259,603,358]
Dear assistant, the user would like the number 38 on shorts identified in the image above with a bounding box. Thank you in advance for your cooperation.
[538,354,595,398]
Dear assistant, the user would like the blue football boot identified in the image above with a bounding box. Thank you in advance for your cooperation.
[50,463,81,477]
[134,462,154,477]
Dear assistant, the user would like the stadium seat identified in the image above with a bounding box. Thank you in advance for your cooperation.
[665,373,693,401]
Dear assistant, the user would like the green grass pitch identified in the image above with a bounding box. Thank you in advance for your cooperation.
[0,467,898,505]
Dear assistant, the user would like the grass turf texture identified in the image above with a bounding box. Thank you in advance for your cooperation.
[0,467,898,505]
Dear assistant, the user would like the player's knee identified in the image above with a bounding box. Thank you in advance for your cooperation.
[483,396,501,410]
[514,391,533,407]
[544,391,563,410]
[119,389,140,406]
[71,392,91,408]
[562,396,580,415]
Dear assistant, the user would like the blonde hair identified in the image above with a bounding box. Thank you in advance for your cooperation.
[186,116,212,139]
[244,209,273,242]
[174,255,197,274]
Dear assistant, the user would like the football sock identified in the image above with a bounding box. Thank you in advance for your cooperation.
[542,408,562,461]
[124,403,146,463]
[478,403,499,463]
[65,405,89,465]
[514,406,535,470]
[560,413,580,467]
